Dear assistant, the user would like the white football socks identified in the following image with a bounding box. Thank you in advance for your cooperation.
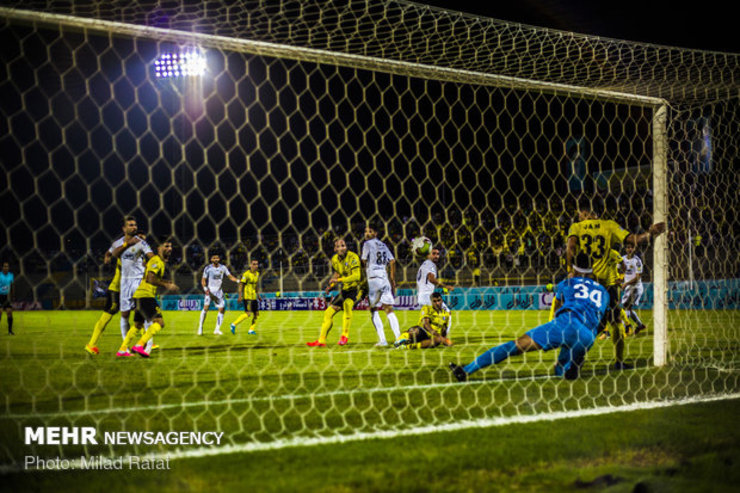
[371,311,386,345]
[120,316,130,339]
[387,312,400,340]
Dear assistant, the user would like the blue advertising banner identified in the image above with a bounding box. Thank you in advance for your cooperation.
[159,279,739,311]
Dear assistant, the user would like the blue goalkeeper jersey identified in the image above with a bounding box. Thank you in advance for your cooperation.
[554,277,609,332]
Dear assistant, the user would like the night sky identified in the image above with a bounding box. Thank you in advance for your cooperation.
[415,0,738,52]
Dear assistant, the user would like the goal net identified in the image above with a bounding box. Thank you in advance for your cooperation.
[0,0,737,468]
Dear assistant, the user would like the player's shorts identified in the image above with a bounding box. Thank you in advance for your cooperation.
[204,290,226,309]
[407,325,431,343]
[119,278,142,312]
[621,284,644,307]
[526,312,595,353]
[0,294,10,309]
[242,299,259,313]
[329,288,359,309]
[133,297,162,324]
[417,292,433,307]
[368,277,395,308]
[103,289,120,315]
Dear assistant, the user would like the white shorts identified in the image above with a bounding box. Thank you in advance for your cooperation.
[417,292,433,307]
[621,284,644,307]
[120,278,141,312]
[368,277,395,308]
[204,291,225,309]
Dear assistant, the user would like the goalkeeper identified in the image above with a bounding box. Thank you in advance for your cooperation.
[450,252,607,381]
[395,292,453,349]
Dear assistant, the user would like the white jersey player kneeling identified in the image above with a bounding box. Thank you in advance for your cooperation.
[198,254,238,335]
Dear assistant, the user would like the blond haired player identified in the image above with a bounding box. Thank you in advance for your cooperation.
[231,260,261,336]
[567,199,665,370]
[307,238,362,347]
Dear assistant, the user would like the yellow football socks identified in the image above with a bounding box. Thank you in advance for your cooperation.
[341,298,354,338]
[88,312,113,347]
[318,306,337,344]
[119,326,138,353]
[136,322,162,347]
[232,313,250,327]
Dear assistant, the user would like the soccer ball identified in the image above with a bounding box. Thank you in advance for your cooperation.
[412,236,433,257]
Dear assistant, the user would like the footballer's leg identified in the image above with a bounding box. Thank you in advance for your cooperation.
[86,290,119,354]
[383,306,401,341]
[5,307,13,336]
[338,294,355,345]
[308,293,342,346]
[198,295,210,335]
[247,301,258,335]
[370,309,387,346]
[231,300,252,334]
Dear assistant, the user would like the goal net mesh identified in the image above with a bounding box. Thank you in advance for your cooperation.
[0,0,737,466]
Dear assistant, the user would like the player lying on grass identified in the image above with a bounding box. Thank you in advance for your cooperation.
[395,292,453,349]
[450,252,608,381]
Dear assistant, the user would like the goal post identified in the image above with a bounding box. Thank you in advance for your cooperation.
[652,104,668,367]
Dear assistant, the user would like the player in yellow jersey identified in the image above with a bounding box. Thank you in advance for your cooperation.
[85,216,137,356]
[230,259,261,335]
[119,239,178,358]
[394,292,453,349]
[566,199,665,370]
[307,238,362,347]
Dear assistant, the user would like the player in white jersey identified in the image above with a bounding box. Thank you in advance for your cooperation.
[621,242,646,334]
[416,246,455,334]
[198,254,238,335]
[108,219,153,340]
[361,223,401,346]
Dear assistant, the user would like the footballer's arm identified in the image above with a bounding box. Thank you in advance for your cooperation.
[426,271,454,292]
[110,235,141,258]
[146,271,178,292]
[625,222,666,246]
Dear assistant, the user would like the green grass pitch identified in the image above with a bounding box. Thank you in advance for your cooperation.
[1,308,738,491]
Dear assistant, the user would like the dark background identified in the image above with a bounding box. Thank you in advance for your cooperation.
[416,0,739,52]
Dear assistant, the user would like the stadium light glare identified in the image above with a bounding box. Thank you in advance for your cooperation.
[154,50,206,78]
